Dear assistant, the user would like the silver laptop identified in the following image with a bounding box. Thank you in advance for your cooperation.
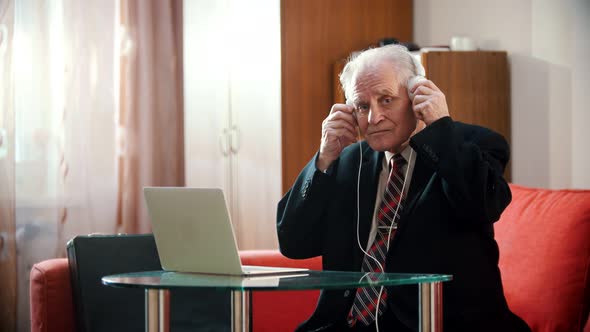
[143,187,308,275]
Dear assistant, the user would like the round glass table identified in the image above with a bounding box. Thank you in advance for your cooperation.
[103,270,452,332]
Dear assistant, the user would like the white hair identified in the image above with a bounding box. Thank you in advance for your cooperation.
[339,44,420,103]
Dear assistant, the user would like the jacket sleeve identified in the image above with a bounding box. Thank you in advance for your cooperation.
[276,153,338,259]
[410,116,512,226]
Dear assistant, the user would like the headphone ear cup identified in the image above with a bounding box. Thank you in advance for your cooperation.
[410,53,426,77]
[407,75,426,99]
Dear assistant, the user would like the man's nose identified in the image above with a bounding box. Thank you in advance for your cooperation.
[368,105,384,125]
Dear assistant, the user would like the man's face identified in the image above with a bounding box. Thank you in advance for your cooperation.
[350,61,419,154]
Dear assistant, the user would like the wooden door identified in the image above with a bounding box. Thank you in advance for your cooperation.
[281,0,413,192]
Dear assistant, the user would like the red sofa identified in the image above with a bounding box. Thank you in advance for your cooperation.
[30,185,590,331]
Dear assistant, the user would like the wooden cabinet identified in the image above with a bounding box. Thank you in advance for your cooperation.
[333,51,511,180]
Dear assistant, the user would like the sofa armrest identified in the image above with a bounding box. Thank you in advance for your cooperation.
[240,250,322,332]
[239,249,322,270]
[30,258,76,332]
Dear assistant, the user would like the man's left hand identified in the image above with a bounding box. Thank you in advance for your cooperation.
[410,79,450,126]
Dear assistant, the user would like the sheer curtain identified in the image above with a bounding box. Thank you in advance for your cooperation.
[12,1,118,330]
[8,0,184,330]
[116,0,184,234]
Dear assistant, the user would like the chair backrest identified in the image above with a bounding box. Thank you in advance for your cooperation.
[240,250,323,331]
[495,184,590,332]
[67,234,230,332]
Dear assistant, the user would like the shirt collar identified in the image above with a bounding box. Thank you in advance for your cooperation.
[384,145,413,167]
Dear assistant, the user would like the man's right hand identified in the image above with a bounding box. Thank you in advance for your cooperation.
[317,104,359,171]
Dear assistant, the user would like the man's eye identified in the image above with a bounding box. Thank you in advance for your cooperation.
[357,105,369,113]
[382,97,392,104]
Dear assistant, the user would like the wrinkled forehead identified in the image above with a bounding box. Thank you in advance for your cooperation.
[350,61,403,98]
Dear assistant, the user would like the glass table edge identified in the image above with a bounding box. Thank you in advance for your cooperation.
[102,270,453,291]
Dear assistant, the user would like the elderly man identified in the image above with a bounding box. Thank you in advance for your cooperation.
[277,45,530,332]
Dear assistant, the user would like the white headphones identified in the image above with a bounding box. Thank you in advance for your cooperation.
[407,53,426,99]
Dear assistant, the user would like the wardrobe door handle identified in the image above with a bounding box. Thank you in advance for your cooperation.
[0,128,7,160]
[219,128,230,156]
[229,125,240,154]
[0,232,7,259]
[0,24,7,56]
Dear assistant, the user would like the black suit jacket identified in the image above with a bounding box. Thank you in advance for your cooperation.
[277,117,530,332]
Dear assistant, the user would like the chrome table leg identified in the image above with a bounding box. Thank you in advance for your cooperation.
[419,282,443,332]
[145,289,170,332]
[231,290,251,332]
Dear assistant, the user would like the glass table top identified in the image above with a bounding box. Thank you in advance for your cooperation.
[102,270,452,291]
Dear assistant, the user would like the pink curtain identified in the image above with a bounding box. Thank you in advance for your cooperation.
[116,0,185,234]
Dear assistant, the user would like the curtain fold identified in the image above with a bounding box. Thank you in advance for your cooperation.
[12,1,120,330]
[117,0,184,234]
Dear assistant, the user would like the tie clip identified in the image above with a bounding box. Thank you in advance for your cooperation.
[378,223,397,230]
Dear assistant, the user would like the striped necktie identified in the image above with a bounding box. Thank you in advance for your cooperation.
[348,154,407,326]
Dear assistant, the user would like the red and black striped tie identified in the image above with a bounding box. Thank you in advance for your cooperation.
[348,154,407,326]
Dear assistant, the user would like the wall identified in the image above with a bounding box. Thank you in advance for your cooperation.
[414,0,590,189]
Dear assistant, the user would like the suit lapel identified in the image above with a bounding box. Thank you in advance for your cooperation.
[353,144,383,269]
[381,154,433,262]
[403,154,430,216]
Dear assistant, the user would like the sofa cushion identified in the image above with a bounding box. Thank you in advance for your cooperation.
[240,250,322,332]
[495,184,590,332]
[30,258,76,332]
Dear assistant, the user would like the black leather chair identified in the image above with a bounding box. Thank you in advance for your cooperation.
[67,234,230,332]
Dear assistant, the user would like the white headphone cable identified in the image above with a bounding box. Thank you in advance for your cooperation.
[355,140,413,332]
